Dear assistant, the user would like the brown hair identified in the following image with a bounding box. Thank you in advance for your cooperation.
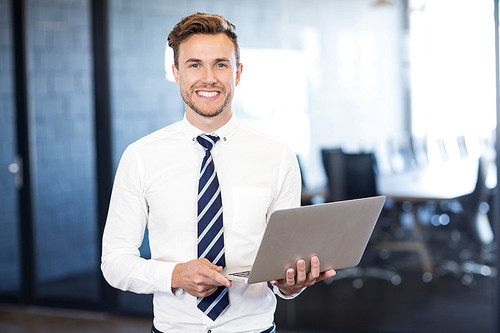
[167,12,240,68]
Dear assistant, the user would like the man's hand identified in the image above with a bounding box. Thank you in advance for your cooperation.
[270,256,336,296]
[172,258,231,297]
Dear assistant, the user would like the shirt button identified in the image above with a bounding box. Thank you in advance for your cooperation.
[207,330,211,333]
[223,137,227,141]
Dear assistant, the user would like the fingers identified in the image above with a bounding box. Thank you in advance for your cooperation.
[194,285,219,298]
[308,256,336,282]
[172,259,231,297]
[199,258,222,272]
[198,259,231,287]
[272,256,336,296]
[296,259,307,283]
[309,256,320,279]
[286,267,296,285]
[210,270,232,288]
[317,269,337,282]
[296,257,320,285]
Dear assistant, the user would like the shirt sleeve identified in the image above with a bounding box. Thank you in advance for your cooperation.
[272,284,306,299]
[267,146,302,215]
[268,146,304,299]
[100,145,176,295]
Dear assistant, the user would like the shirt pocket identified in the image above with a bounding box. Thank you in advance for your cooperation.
[231,187,273,235]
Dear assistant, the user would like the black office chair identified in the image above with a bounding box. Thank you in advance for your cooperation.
[321,148,401,288]
[436,158,497,285]
[342,152,378,200]
[320,148,344,202]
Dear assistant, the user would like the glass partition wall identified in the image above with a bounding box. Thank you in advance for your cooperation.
[0,0,21,301]
[26,0,100,305]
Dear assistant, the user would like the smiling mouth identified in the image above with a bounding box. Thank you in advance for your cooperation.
[196,90,220,98]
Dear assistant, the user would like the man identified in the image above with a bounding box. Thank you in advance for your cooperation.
[101,12,336,333]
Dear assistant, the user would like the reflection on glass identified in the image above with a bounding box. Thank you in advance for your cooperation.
[26,0,99,302]
[0,0,21,298]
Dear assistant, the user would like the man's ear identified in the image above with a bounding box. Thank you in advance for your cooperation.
[235,63,243,86]
[172,64,180,85]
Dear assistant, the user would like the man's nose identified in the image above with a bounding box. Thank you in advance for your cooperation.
[201,67,217,84]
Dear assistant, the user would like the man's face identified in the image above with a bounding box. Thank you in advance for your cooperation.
[173,33,242,119]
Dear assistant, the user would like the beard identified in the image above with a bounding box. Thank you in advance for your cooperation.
[181,85,233,118]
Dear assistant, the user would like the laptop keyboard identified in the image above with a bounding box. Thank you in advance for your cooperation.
[229,270,251,278]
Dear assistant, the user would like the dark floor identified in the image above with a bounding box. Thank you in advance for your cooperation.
[0,269,496,333]
[276,269,497,333]
[1,225,498,332]
[0,305,152,333]
[274,232,499,333]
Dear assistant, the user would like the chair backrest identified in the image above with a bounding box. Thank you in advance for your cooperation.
[388,137,416,172]
[321,149,378,202]
[457,135,469,159]
[410,135,429,167]
[453,158,493,243]
[321,148,344,202]
[461,158,489,217]
[342,152,378,200]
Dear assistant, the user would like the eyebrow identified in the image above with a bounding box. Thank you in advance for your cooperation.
[185,58,201,64]
[184,57,231,64]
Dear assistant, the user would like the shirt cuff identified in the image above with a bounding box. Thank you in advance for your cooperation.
[173,287,185,296]
[272,284,306,299]
[153,260,178,295]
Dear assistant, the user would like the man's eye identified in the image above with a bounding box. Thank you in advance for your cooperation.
[190,63,200,68]
[216,63,227,68]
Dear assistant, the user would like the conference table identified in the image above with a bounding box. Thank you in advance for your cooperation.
[378,159,479,201]
[375,158,480,282]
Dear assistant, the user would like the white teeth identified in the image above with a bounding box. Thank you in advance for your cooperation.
[197,91,218,98]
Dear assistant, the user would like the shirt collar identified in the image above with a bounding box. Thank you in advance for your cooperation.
[182,114,238,145]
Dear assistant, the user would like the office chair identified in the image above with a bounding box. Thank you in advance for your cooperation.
[436,157,497,286]
[320,148,344,202]
[387,137,417,173]
[456,135,469,159]
[410,135,430,168]
[321,148,402,288]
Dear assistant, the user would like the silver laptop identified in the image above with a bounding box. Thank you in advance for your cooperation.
[222,195,386,284]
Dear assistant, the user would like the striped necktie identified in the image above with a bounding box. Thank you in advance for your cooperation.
[196,134,229,320]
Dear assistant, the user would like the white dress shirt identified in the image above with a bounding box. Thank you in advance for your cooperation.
[101,115,302,333]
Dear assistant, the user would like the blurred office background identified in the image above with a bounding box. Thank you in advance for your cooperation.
[1,0,499,332]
